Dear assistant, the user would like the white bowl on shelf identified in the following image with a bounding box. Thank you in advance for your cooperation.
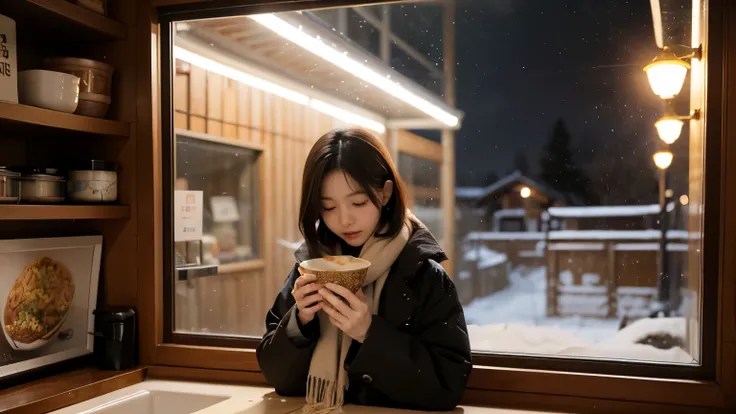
[18,70,80,113]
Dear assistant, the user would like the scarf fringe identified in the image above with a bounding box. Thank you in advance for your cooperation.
[304,375,340,414]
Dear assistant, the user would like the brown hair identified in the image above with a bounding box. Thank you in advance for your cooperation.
[298,128,408,258]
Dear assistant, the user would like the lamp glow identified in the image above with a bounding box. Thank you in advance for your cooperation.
[520,187,531,198]
[644,47,690,100]
[309,99,386,133]
[680,194,689,205]
[655,117,684,144]
[653,151,673,170]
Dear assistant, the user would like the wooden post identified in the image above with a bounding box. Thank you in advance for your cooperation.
[547,248,559,316]
[387,128,399,165]
[441,0,456,277]
[606,241,617,318]
[337,9,348,35]
[380,5,391,64]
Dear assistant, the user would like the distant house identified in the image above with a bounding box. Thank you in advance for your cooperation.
[456,171,579,233]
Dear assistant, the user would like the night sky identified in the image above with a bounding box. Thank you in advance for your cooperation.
[388,0,693,202]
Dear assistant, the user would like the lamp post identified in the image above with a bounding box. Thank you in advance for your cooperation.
[643,44,702,317]
[653,150,673,315]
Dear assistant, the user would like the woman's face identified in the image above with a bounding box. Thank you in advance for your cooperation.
[320,170,392,247]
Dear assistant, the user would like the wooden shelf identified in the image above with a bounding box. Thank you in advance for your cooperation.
[0,205,130,220]
[0,0,127,41]
[0,102,129,137]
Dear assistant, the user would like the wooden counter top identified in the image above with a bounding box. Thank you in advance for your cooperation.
[0,366,145,414]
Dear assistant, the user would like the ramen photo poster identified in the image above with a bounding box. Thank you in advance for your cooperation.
[0,236,102,380]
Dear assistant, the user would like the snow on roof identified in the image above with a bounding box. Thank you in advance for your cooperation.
[468,230,694,242]
[456,171,575,204]
[467,231,546,241]
[456,187,486,199]
[548,204,661,218]
[549,230,662,240]
[492,208,526,218]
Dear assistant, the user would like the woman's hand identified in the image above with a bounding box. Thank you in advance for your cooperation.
[292,273,323,326]
[320,283,372,343]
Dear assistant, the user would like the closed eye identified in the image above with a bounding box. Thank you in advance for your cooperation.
[353,201,369,207]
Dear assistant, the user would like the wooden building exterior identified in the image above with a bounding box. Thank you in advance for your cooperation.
[169,16,455,336]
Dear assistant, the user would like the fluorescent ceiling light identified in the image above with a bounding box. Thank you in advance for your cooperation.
[174,46,309,105]
[310,99,386,133]
[173,45,386,133]
[249,14,459,128]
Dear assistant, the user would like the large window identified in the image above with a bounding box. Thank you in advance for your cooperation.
[161,0,713,382]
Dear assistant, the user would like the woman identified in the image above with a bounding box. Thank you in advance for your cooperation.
[257,128,472,413]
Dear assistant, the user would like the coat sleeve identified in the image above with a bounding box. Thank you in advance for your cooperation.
[347,259,472,411]
[256,264,320,396]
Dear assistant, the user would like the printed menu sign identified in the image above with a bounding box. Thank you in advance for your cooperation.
[0,14,18,104]
[211,195,240,222]
[174,191,203,242]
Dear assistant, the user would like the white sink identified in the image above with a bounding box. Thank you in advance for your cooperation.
[65,390,226,414]
[49,380,302,414]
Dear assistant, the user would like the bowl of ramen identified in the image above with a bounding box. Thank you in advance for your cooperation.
[299,255,371,293]
[3,257,75,351]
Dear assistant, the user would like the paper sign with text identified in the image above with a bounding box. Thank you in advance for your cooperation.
[211,195,240,222]
[174,190,203,242]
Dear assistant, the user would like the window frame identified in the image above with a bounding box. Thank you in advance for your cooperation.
[140,0,736,411]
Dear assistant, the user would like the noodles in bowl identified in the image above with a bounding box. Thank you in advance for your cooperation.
[299,255,371,293]
[3,257,75,351]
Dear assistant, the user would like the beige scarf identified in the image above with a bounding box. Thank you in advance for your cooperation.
[302,215,413,413]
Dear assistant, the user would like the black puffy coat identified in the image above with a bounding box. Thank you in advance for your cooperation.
[256,224,472,411]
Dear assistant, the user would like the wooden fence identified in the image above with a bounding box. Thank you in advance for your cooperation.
[464,230,692,318]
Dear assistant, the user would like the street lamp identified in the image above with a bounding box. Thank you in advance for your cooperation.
[653,150,673,169]
[643,45,701,100]
[653,149,673,315]
[654,101,701,144]
[644,44,701,317]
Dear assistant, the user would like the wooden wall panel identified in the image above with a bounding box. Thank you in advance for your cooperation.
[174,267,266,336]
[189,65,206,116]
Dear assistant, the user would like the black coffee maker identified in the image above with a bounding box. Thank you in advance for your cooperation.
[92,307,137,370]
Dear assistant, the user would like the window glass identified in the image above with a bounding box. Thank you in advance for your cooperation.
[399,152,443,244]
[167,0,706,367]
[173,133,261,335]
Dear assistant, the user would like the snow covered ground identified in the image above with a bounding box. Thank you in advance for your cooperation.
[462,266,695,364]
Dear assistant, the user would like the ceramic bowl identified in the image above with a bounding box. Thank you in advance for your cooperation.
[299,255,371,293]
[18,70,80,113]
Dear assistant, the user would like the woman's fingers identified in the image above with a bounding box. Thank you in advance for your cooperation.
[324,283,364,310]
[294,273,316,290]
[298,293,323,308]
[293,280,321,301]
[300,302,322,315]
[319,287,353,316]
[322,303,349,326]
